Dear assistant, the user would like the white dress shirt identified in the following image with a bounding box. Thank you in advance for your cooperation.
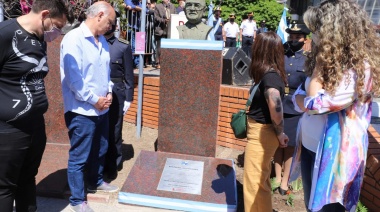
[240,19,257,37]
[223,22,240,38]
[60,23,113,116]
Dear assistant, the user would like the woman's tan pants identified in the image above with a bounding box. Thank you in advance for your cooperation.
[244,118,279,212]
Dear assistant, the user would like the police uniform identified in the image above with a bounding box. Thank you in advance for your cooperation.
[105,35,134,179]
[282,21,309,146]
[213,7,223,41]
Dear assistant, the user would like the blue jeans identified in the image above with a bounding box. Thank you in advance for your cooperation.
[301,145,345,212]
[64,112,109,206]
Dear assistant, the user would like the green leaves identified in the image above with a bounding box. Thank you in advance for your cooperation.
[213,0,285,31]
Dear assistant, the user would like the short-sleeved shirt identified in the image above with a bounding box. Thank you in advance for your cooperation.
[247,71,285,124]
[223,22,240,38]
[240,20,257,37]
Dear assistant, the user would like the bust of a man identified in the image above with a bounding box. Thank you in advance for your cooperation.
[177,0,213,40]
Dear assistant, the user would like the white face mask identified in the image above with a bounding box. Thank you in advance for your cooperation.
[44,26,62,42]
[43,15,62,42]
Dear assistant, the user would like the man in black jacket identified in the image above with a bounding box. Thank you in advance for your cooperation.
[104,22,134,180]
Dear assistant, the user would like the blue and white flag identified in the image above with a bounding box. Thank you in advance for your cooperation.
[207,0,214,27]
[277,7,289,44]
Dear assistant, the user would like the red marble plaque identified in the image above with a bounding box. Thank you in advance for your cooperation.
[119,150,237,211]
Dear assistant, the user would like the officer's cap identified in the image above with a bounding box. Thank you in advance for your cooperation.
[214,6,221,11]
[285,20,310,35]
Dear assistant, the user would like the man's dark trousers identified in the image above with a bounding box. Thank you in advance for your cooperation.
[105,82,127,179]
[242,35,254,58]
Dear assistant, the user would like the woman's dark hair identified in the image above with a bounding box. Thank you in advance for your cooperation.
[249,31,286,84]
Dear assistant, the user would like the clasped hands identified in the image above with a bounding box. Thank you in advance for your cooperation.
[94,93,112,111]
[277,132,289,148]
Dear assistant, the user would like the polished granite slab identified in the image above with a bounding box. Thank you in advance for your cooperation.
[119,150,237,212]
[157,39,223,157]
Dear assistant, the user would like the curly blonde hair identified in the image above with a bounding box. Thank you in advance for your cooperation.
[303,0,380,101]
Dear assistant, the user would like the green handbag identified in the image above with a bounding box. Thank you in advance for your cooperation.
[230,81,261,139]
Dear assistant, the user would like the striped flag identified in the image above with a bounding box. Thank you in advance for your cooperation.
[277,7,289,44]
[207,0,214,27]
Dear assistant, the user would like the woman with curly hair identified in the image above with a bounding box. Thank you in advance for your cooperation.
[290,0,380,211]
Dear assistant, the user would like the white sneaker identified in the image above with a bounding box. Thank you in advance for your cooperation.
[87,182,119,193]
[69,202,94,212]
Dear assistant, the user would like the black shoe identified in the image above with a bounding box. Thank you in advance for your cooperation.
[117,163,123,171]
[278,187,290,196]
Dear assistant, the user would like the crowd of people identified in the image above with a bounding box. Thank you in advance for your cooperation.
[243,0,380,212]
[0,0,379,212]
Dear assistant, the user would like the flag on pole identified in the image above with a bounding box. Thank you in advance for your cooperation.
[207,0,214,27]
[277,7,289,44]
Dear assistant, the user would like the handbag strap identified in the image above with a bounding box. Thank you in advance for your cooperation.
[245,81,261,109]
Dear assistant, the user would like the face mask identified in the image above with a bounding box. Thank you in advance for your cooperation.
[44,26,61,42]
[288,40,304,52]
[230,18,234,23]
[104,25,116,36]
[42,16,62,42]
[249,16,253,20]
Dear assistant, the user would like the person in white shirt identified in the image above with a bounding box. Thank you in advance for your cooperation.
[223,13,239,47]
[240,12,257,57]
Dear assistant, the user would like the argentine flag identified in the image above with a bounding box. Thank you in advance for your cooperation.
[277,7,289,44]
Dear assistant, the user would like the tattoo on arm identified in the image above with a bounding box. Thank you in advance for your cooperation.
[272,119,284,136]
[274,96,282,113]
[265,88,284,136]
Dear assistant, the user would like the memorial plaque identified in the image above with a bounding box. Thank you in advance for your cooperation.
[157,158,204,195]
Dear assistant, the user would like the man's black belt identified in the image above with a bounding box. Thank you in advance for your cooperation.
[243,35,253,38]
[226,37,235,39]
[111,77,124,83]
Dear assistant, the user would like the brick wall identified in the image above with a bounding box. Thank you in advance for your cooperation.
[361,126,380,211]
[124,76,380,211]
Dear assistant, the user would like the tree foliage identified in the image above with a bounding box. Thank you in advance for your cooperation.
[215,0,285,30]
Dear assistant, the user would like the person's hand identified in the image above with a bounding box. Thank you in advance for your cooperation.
[303,39,312,52]
[94,96,112,111]
[277,132,289,148]
[123,101,131,115]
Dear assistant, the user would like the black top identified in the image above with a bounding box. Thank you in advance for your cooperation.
[0,19,48,129]
[247,71,285,124]
[107,36,135,102]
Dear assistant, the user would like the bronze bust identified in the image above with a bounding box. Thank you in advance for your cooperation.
[177,0,213,40]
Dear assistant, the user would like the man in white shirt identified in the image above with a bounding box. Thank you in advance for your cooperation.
[240,12,257,57]
[60,2,118,212]
[223,13,240,47]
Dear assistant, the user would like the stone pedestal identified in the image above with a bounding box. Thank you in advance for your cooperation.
[36,35,70,197]
[119,40,237,211]
[119,150,237,211]
[157,39,223,157]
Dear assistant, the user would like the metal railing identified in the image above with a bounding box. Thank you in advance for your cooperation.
[122,9,155,56]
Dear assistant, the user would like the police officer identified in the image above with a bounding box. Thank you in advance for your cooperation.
[103,21,134,180]
[213,6,223,41]
[273,20,310,195]
[257,20,268,34]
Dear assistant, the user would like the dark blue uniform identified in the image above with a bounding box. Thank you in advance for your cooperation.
[105,36,134,179]
[213,18,223,41]
[283,49,307,146]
